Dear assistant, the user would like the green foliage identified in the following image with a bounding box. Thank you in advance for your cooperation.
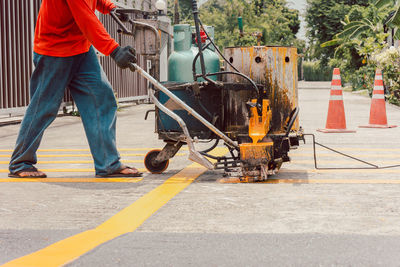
[166,0,194,23]
[376,0,400,39]
[302,61,332,81]
[305,0,372,65]
[316,3,390,93]
[168,0,302,50]
[371,47,400,105]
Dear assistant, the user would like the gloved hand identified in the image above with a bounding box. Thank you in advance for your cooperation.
[110,46,136,71]
[111,8,129,22]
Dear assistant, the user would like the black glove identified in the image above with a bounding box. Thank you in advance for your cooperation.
[111,8,129,22]
[110,46,136,71]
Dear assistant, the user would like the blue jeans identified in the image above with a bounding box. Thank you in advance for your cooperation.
[9,47,122,176]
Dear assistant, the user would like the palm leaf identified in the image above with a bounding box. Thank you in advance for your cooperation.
[394,28,400,40]
[321,39,341,47]
[375,0,394,9]
[337,23,364,39]
[390,6,400,26]
[348,25,370,39]
[343,21,364,29]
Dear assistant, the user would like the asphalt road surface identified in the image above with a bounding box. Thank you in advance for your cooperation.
[1,81,400,266]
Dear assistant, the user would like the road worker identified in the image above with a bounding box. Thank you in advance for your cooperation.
[8,0,141,178]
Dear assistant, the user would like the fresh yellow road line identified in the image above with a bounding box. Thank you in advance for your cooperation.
[290,153,400,158]
[1,147,227,267]
[280,169,400,173]
[0,148,189,152]
[0,153,186,158]
[6,168,400,174]
[0,160,144,164]
[295,147,400,152]
[265,179,400,184]
[0,178,143,183]
[220,178,400,184]
[291,160,400,164]
[0,168,147,173]
[2,168,400,174]
[0,148,154,152]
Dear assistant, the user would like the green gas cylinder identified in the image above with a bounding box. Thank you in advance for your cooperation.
[168,24,220,82]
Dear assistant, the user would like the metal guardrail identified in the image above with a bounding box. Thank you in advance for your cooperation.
[0,0,38,112]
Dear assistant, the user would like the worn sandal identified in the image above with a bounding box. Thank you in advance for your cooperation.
[8,167,47,178]
[95,166,142,178]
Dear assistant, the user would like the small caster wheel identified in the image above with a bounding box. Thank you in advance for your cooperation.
[144,149,169,174]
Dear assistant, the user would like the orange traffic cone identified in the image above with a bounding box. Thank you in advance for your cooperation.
[359,69,397,128]
[317,68,356,133]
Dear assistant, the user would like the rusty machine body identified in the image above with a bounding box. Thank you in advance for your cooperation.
[221,46,302,181]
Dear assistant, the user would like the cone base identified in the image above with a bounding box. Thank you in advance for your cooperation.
[359,124,397,129]
[317,128,356,133]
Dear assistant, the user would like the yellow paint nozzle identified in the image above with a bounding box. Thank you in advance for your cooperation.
[248,99,272,144]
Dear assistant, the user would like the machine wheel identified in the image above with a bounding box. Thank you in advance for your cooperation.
[144,149,169,174]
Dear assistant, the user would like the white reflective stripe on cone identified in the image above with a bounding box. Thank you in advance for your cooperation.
[330,95,343,100]
[332,75,341,80]
[372,94,385,99]
[331,85,342,90]
[374,86,384,90]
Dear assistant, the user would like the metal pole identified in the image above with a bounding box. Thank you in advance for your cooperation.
[191,0,206,79]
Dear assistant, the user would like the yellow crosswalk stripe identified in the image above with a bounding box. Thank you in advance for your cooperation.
[0,178,143,183]
[0,160,144,164]
[294,147,400,152]
[0,168,147,173]
[0,153,186,158]
[220,178,400,184]
[1,147,228,267]
[0,148,189,152]
[290,153,400,158]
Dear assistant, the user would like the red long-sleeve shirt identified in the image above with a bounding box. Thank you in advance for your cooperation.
[34,0,119,57]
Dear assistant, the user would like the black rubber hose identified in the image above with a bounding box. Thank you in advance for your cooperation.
[200,138,220,153]
[192,42,212,82]
[191,0,207,77]
[285,107,299,137]
[198,20,240,73]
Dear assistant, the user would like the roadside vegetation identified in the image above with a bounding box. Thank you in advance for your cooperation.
[306,0,400,105]
[167,0,305,53]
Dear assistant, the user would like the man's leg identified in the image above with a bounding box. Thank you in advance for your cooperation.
[9,53,76,176]
[68,47,139,176]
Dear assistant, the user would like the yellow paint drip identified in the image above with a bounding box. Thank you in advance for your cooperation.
[248,99,271,144]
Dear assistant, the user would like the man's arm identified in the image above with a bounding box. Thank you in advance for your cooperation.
[96,0,116,14]
[66,0,118,56]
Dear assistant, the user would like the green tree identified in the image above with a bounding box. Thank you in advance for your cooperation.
[376,0,400,39]
[318,4,389,89]
[305,0,371,65]
[198,0,301,49]
[167,0,195,23]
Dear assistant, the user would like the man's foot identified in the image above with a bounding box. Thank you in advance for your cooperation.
[8,167,47,178]
[119,166,141,175]
[95,165,142,178]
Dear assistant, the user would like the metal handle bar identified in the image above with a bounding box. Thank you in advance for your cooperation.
[109,10,132,35]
